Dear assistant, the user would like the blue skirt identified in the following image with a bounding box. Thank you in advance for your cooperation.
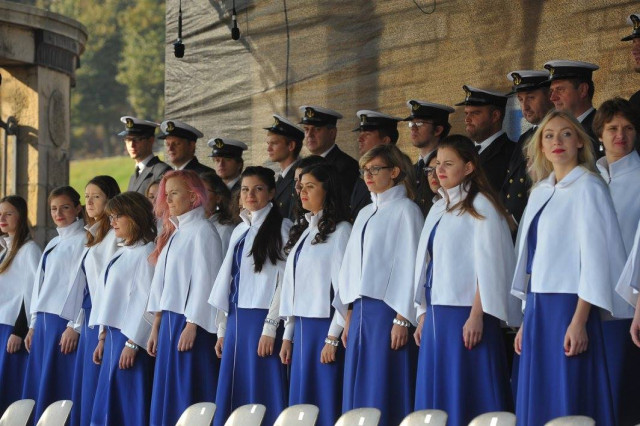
[22,312,78,423]
[289,317,343,426]
[90,327,154,426]
[0,323,28,415]
[415,305,512,426]
[602,318,640,426]
[70,308,101,426]
[214,305,287,426]
[516,293,614,426]
[149,311,219,426]
[343,297,413,426]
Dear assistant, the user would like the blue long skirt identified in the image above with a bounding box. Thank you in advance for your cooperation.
[516,293,614,426]
[415,305,512,426]
[602,318,640,426]
[214,305,287,426]
[22,312,77,423]
[342,297,413,426]
[0,323,28,415]
[70,308,100,426]
[90,327,154,426]
[289,316,343,426]
[149,311,218,426]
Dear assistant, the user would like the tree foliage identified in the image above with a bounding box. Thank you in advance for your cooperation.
[8,0,166,158]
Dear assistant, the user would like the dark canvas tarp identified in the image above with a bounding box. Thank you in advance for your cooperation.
[165,0,639,166]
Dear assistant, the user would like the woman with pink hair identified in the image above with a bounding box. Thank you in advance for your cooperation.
[146,170,224,426]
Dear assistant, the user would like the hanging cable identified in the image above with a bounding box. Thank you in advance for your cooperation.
[412,0,436,14]
[231,0,240,40]
[283,0,291,116]
[174,0,185,57]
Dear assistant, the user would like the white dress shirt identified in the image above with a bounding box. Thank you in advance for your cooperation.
[0,237,41,327]
[93,242,156,347]
[209,203,292,337]
[512,166,627,319]
[280,211,351,339]
[414,184,520,324]
[338,185,424,324]
[29,220,87,327]
[147,206,223,333]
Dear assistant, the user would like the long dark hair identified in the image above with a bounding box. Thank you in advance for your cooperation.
[291,155,326,222]
[437,135,513,227]
[0,196,31,274]
[85,175,121,247]
[242,166,285,272]
[200,171,239,226]
[285,164,348,253]
[106,192,157,246]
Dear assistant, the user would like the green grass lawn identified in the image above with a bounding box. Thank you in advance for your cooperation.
[69,155,133,196]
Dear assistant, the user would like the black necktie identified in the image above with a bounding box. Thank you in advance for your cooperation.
[135,166,140,178]
[475,145,482,153]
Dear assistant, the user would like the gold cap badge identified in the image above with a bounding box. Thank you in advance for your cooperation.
[214,138,224,149]
[512,73,522,86]
[125,118,134,129]
[166,121,175,132]
[305,107,315,118]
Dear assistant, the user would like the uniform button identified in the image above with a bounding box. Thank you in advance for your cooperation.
[520,178,524,183]
[279,202,283,206]
[507,194,511,199]
[517,193,522,198]
[507,169,510,173]
[509,179,513,183]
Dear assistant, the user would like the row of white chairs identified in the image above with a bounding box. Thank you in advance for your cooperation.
[0,399,599,426]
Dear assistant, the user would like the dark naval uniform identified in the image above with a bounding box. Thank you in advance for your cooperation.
[128,156,171,193]
[206,137,248,201]
[501,128,532,224]
[182,157,215,175]
[263,114,305,221]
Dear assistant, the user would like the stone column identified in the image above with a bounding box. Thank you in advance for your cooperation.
[0,1,86,244]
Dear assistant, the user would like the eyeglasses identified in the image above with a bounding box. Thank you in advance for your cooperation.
[407,121,434,129]
[359,166,393,177]
[423,167,436,176]
[108,214,122,222]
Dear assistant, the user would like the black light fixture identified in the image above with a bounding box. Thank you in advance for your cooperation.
[173,0,185,58]
[231,0,240,40]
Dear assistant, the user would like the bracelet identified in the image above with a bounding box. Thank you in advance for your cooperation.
[264,318,279,327]
[125,341,139,351]
[393,318,411,328]
[324,338,339,347]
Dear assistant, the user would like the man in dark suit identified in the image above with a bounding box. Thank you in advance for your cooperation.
[299,105,359,207]
[119,116,171,194]
[544,60,601,157]
[622,14,640,111]
[207,138,248,195]
[403,100,454,216]
[158,119,215,174]
[349,110,402,220]
[456,85,515,194]
[504,70,554,223]
[264,114,304,220]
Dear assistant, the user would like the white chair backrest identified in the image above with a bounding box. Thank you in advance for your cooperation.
[399,409,448,426]
[545,416,595,426]
[468,411,516,426]
[35,400,73,426]
[176,402,216,426]
[223,404,266,426]
[335,408,381,426]
[0,399,35,426]
[273,404,319,426]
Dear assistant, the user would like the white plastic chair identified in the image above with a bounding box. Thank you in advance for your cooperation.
[35,400,73,426]
[545,416,595,426]
[223,404,266,426]
[399,409,448,426]
[468,411,516,426]
[335,408,381,426]
[273,404,319,426]
[0,399,35,426]
[176,402,216,426]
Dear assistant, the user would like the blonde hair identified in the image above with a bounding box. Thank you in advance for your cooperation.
[359,144,416,200]
[526,110,597,183]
